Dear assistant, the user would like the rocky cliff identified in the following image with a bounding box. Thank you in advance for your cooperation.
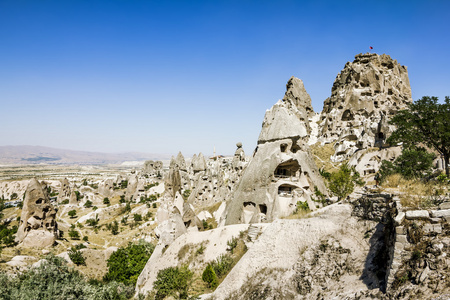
[318,53,412,162]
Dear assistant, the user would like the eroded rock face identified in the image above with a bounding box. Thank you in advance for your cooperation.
[142,160,163,176]
[16,178,58,248]
[57,178,71,202]
[318,53,412,162]
[165,157,182,198]
[225,78,326,225]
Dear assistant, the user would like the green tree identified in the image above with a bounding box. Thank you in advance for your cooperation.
[111,221,119,235]
[328,164,364,201]
[133,214,142,222]
[202,264,218,288]
[68,210,77,218]
[104,241,155,285]
[153,266,193,300]
[103,197,110,205]
[388,96,450,176]
[84,200,93,208]
[68,247,86,266]
[68,226,80,240]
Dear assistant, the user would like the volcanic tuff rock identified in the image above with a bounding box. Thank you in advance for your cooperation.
[225,78,326,225]
[318,53,412,162]
[15,178,58,248]
[141,160,163,176]
[57,178,71,202]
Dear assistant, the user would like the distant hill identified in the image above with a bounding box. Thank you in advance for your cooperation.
[0,145,171,165]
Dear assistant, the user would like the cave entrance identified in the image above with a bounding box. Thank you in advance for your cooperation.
[278,184,299,196]
[274,160,300,179]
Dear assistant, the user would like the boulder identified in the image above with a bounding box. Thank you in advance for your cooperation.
[405,210,429,220]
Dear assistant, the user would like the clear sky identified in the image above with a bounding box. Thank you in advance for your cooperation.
[1,0,449,157]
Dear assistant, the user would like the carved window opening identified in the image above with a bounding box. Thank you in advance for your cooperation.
[341,110,354,121]
[274,160,300,180]
[280,144,288,153]
[259,204,267,215]
[244,201,255,208]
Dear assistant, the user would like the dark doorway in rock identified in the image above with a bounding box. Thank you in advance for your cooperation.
[259,204,267,215]
[274,160,300,179]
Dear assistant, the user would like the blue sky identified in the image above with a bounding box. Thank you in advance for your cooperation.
[1,0,449,156]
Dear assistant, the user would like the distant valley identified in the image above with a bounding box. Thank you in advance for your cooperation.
[0,145,171,165]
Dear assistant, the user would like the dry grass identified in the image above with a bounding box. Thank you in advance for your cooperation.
[309,142,339,173]
[206,201,223,215]
[284,208,312,220]
[382,174,445,209]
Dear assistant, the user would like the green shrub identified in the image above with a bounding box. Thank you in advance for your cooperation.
[182,189,191,200]
[378,146,436,183]
[133,214,142,222]
[103,197,110,205]
[202,264,218,288]
[86,215,99,227]
[111,221,119,235]
[60,199,69,205]
[227,237,238,253]
[153,265,193,300]
[68,247,86,266]
[328,164,364,201]
[104,240,155,285]
[68,227,80,240]
[68,210,77,218]
[295,201,309,213]
[209,254,234,278]
[84,200,93,208]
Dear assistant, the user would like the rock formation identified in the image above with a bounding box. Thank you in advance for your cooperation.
[57,178,71,202]
[165,157,182,198]
[15,178,58,248]
[225,78,326,225]
[141,160,163,177]
[68,190,78,205]
[318,53,412,162]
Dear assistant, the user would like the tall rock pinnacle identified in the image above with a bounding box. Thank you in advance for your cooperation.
[225,77,326,225]
[318,53,412,161]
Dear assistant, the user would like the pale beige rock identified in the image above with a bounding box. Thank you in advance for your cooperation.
[226,78,326,225]
[58,178,71,202]
[317,53,412,162]
[136,223,252,295]
[15,178,57,248]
